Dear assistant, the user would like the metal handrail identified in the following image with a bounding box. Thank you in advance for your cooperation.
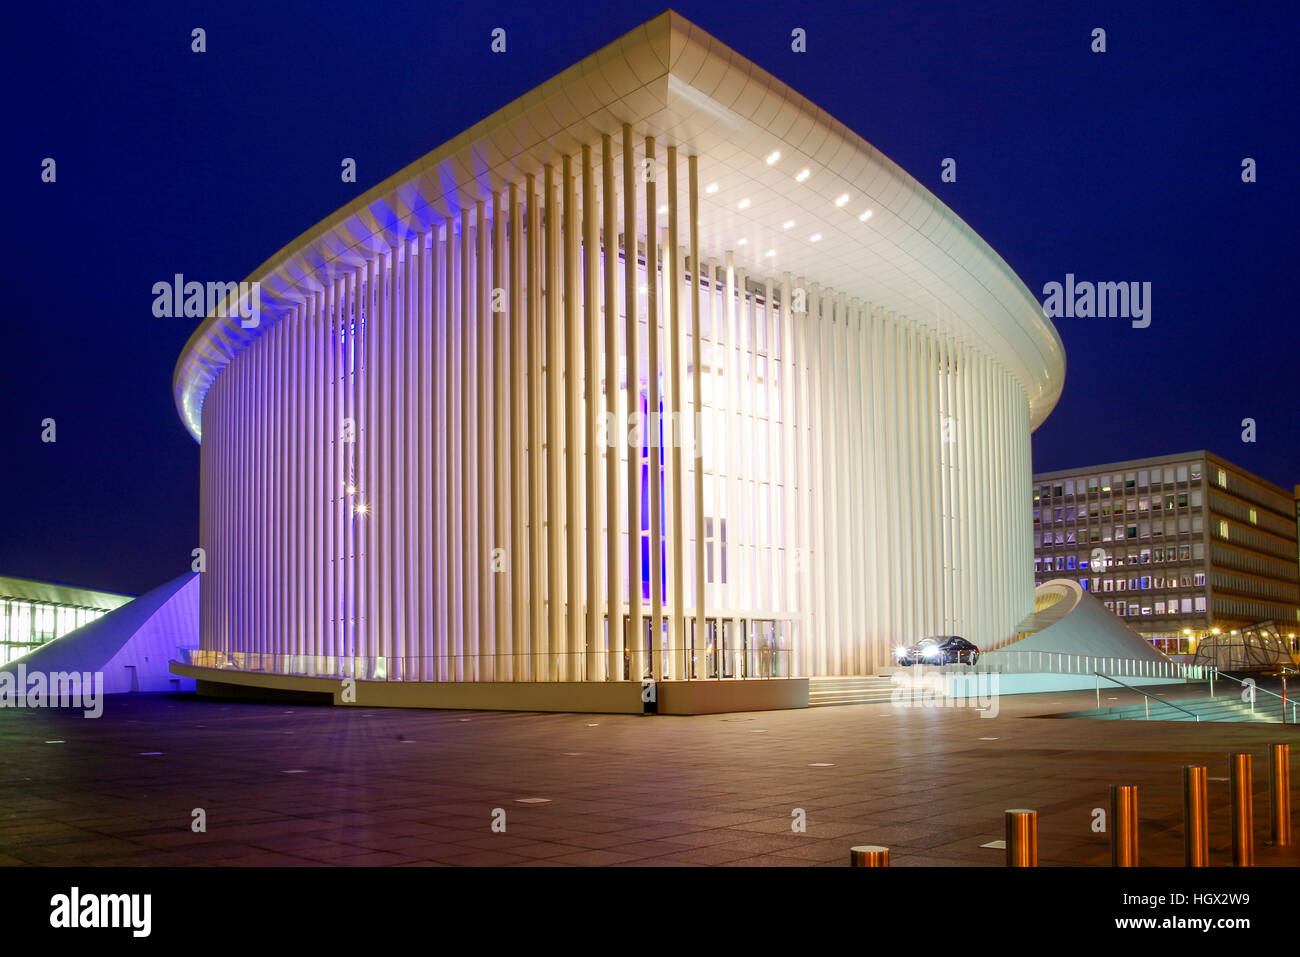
[946,648,1206,680]
[1211,668,1296,722]
[1094,672,1200,722]
[1213,668,1286,700]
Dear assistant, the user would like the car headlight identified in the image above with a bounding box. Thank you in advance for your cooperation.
[894,645,909,658]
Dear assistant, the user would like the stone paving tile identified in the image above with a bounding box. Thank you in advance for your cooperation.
[658,829,748,848]
[500,841,589,860]
[649,844,762,865]
[4,691,1300,867]
[764,839,862,863]
[291,844,378,862]
[509,859,578,866]
[112,850,201,866]
[216,852,319,866]
[711,832,814,855]
[334,851,422,866]
[35,837,144,860]
[453,833,543,851]
[556,831,646,850]
[380,841,478,861]
[547,848,643,866]
[606,839,695,858]
[719,853,810,867]
[169,843,261,861]
[438,849,534,866]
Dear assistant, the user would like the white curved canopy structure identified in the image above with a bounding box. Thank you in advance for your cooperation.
[174,11,1063,440]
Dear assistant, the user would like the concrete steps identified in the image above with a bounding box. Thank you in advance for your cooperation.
[1059,695,1286,723]
[808,676,898,707]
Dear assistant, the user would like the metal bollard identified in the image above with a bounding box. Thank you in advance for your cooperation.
[1230,753,1254,866]
[1110,784,1139,866]
[1269,743,1291,847]
[1183,766,1209,867]
[849,845,889,867]
[1005,809,1038,867]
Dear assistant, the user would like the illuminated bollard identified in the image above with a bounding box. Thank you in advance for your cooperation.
[1005,809,1038,867]
[849,845,889,867]
[1110,785,1139,866]
[1182,766,1209,867]
[1269,743,1291,847]
[1230,753,1254,866]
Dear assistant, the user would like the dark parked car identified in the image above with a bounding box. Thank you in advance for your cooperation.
[894,635,980,666]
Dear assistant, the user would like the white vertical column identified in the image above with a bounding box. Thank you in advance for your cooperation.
[904,321,920,645]
[544,164,563,682]
[747,271,759,650]
[388,248,404,671]
[602,136,622,680]
[419,236,434,680]
[978,353,992,644]
[274,314,286,666]
[340,271,352,664]
[666,146,685,681]
[688,157,704,679]
[451,214,466,680]
[339,275,350,668]
[644,136,662,683]
[622,126,642,683]
[477,200,493,680]
[493,190,509,681]
[912,325,926,642]
[440,223,454,680]
[830,291,848,673]
[563,154,582,682]
[810,285,828,674]
[526,174,545,681]
[321,290,332,666]
[778,274,795,667]
[582,146,603,681]
[843,297,863,672]
[963,344,973,639]
[397,236,411,676]
[705,260,718,641]
[509,183,527,681]
[724,252,738,670]
[339,275,351,666]
[458,207,473,678]
[362,272,375,666]
[847,301,864,670]
[890,317,907,650]
[742,271,758,669]
[288,302,300,660]
[313,288,326,663]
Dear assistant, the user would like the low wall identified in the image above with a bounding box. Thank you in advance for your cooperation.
[656,678,809,714]
[171,662,806,714]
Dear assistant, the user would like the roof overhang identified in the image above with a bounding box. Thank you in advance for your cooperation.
[173,9,1065,441]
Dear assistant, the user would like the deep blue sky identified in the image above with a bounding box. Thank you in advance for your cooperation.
[2,0,1296,595]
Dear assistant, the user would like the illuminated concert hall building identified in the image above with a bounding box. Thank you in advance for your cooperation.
[171,12,1064,711]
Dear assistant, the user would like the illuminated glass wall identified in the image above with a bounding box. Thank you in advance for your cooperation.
[0,598,114,666]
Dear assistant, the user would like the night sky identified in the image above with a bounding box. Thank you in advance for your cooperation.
[3,0,1296,596]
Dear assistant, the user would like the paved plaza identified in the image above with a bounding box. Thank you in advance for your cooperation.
[2,686,1298,867]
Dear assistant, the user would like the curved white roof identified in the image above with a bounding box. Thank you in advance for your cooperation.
[174,10,1065,440]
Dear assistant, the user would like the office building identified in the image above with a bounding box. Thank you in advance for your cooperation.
[1033,451,1299,653]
